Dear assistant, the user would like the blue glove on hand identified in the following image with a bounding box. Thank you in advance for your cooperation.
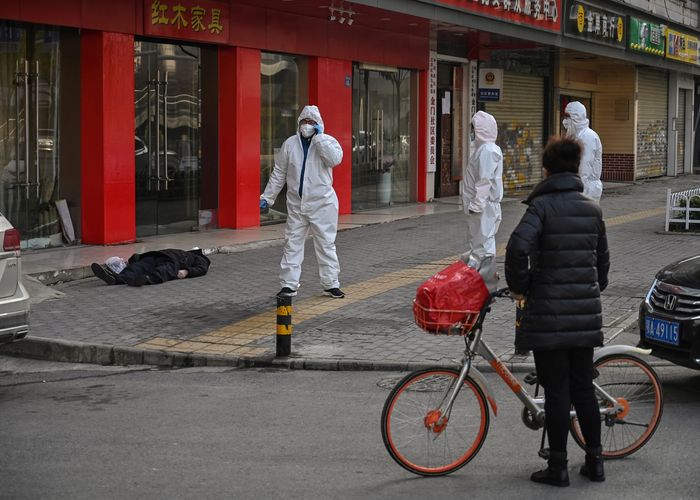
[313,124,323,136]
[259,198,269,214]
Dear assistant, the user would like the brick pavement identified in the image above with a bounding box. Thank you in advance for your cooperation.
[4,174,700,369]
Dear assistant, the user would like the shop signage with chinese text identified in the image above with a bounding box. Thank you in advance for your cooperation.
[478,68,503,102]
[666,28,699,65]
[564,1,625,48]
[629,17,665,56]
[144,0,229,44]
[427,52,438,173]
[433,1,562,33]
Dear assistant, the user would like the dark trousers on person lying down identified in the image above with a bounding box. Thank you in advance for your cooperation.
[533,347,601,453]
[120,256,178,284]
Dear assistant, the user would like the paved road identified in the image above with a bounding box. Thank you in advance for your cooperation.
[1,356,698,499]
[3,174,700,369]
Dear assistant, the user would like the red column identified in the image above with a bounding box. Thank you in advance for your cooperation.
[218,47,261,228]
[417,69,428,203]
[308,58,353,215]
[80,30,135,244]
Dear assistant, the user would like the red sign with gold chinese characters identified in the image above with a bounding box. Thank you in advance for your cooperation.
[144,0,229,44]
[432,0,562,33]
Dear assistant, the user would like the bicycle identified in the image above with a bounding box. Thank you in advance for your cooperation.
[381,288,664,476]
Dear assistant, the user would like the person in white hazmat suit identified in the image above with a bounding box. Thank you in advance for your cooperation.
[563,101,603,202]
[461,111,503,285]
[260,105,345,299]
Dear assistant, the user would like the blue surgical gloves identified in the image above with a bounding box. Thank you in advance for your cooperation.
[313,124,323,136]
[259,197,269,214]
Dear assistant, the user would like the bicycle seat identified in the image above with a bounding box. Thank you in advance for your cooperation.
[524,372,538,385]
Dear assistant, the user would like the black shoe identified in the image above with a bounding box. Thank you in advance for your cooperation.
[580,446,605,482]
[277,287,297,297]
[323,288,345,299]
[530,451,570,487]
[91,263,117,285]
[104,266,125,284]
[123,274,148,287]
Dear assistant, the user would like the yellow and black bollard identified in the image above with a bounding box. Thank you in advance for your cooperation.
[276,295,293,357]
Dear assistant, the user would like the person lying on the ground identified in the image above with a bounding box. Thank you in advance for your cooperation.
[91,248,211,287]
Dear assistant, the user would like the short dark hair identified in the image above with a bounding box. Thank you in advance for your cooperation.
[542,136,582,175]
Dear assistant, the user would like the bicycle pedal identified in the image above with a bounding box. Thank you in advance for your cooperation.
[524,372,538,385]
[538,448,550,460]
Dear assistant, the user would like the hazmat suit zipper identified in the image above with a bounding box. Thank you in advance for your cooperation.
[298,135,312,198]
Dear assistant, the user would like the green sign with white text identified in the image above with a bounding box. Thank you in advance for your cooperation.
[629,17,665,56]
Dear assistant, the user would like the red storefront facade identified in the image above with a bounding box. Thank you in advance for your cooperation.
[0,0,430,245]
[6,1,691,248]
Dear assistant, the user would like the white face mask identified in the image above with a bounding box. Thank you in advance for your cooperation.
[562,117,572,132]
[299,123,315,138]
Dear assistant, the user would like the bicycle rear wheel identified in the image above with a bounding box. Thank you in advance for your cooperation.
[381,368,490,476]
[570,354,663,459]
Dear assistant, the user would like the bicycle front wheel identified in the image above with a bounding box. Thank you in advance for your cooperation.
[381,368,490,476]
[570,354,663,459]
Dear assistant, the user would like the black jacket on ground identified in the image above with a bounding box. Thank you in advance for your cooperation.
[128,248,211,279]
[505,172,609,351]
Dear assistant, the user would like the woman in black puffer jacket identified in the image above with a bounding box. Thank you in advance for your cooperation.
[505,136,609,487]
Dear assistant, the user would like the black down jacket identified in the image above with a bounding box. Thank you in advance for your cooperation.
[505,172,609,351]
[129,248,211,278]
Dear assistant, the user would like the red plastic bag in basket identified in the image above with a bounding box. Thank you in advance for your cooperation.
[413,260,489,332]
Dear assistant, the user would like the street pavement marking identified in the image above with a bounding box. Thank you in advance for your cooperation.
[137,206,666,356]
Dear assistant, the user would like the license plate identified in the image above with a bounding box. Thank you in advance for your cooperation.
[645,317,680,346]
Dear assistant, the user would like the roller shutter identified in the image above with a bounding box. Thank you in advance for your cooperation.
[636,69,668,178]
[484,73,544,191]
[677,89,688,174]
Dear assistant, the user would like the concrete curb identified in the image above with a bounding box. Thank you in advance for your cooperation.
[1,335,540,372]
[1,335,676,373]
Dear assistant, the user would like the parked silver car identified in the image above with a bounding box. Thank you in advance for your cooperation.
[0,214,30,345]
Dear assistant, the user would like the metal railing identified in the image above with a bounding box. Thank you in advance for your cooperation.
[665,187,700,231]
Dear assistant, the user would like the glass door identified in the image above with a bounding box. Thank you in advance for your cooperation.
[0,23,61,248]
[134,41,201,237]
[352,65,412,211]
[435,62,463,198]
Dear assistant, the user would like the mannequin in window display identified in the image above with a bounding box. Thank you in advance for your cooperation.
[562,101,603,203]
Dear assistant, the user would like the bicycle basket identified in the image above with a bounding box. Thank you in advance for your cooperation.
[412,300,479,336]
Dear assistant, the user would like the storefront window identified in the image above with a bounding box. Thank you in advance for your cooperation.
[260,52,307,223]
[352,65,413,210]
[0,23,62,248]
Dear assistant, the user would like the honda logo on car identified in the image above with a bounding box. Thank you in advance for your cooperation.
[664,294,678,311]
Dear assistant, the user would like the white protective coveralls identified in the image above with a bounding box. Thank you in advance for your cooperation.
[261,105,344,290]
[564,101,603,202]
[461,111,503,266]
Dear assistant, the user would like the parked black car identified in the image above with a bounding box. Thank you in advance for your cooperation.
[639,254,700,369]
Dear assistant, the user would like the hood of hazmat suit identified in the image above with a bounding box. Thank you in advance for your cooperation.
[564,101,603,201]
[462,111,503,214]
[261,105,343,212]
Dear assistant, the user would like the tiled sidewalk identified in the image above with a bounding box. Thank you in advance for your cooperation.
[3,175,699,370]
